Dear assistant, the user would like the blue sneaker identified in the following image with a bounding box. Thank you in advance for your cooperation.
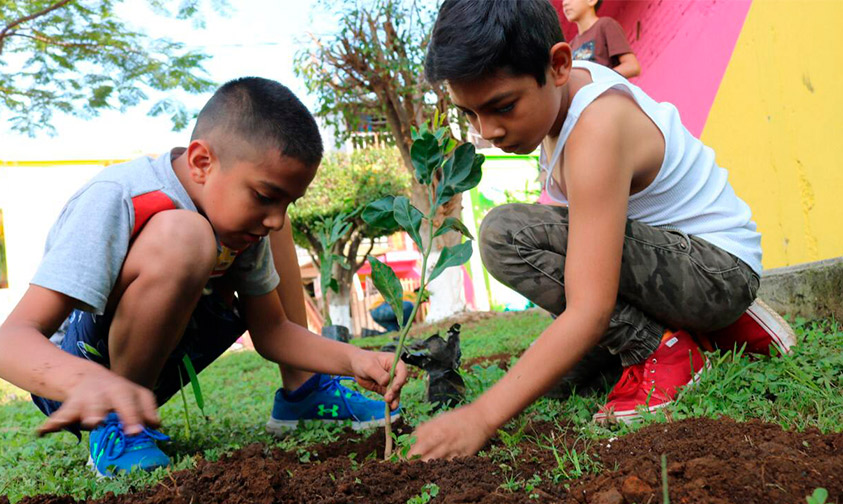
[88,413,171,477]
[266,374,400,434]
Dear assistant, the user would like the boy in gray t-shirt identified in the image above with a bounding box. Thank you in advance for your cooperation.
[0,78,406,477]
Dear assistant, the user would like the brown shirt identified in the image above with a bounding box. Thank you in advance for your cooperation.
[570,17,632,69]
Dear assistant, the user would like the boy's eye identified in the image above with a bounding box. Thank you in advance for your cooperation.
[254,191,275,204]
[460,109,476,118]
[495,103,515,114]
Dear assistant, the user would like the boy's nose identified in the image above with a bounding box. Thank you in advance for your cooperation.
[263,210,286,232]
[477,118,505,142]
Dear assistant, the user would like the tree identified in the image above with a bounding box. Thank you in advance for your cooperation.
[295,0,472,321]
[288,148,411,328]
[0,0,219,136]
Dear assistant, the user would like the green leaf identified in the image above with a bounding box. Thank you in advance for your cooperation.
[320,258,338,296]
[181,354,205,414]
[428,241,473,283]
[329,216,352,244]
[435,144,484,207]
[368,255,405,329]
[411,133,442,185]
[362,196,399,232]
[433,217,474,240]
[393,196,424,248]
[807,488,828,504]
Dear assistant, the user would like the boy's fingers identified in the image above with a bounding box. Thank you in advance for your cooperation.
[392,362,408,388]
[371,356,391,387]
[79,401,109,430]
[38,402,82,436]
[112,391,145,435]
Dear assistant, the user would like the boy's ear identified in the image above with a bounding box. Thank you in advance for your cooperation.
[549,42,573,87]
[186,140,215,184]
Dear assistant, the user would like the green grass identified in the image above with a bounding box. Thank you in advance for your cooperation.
[1,312,840,503]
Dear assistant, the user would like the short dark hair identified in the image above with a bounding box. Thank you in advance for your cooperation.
[192,77,323,167]
[425,0,564,86]
[595,0,603,12]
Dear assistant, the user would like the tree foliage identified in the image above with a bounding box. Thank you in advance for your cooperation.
[288,147,412,299]
[294,0,467,217]
[0,0,220,135]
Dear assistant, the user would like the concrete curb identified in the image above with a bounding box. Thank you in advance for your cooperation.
[758,256,843,321]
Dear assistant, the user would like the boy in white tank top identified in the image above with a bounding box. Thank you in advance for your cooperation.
[407,0,796,461]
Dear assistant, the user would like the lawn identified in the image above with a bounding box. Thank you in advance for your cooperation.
[0,310,840,503]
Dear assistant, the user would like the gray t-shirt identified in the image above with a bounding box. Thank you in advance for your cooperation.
[32,150,280,315]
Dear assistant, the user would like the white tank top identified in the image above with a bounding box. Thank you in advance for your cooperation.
[543,61,762,274]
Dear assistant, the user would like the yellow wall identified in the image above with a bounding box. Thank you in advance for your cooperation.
[701,0,843,269]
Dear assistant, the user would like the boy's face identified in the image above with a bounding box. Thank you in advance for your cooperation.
[448,69,566,155]
[190,142,316,250]
[562,0,596,22]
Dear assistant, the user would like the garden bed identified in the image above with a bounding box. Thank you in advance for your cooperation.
[3,312,841,504]
[10,416,842,504]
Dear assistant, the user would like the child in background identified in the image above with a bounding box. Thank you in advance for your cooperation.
[563,0,641,78]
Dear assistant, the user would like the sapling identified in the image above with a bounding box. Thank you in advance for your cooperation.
[362,116,484,458]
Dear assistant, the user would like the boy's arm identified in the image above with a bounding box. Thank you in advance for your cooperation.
[241,291,405,407]
[614,52,641,79]
[268,216,308,327]
[0,286,159,435]
[602,17,640,78]
[408,94,635,460]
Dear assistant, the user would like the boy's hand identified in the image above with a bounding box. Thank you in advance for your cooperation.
[37,368,160,437]
[407,404,496,460]
[350,349,407,410]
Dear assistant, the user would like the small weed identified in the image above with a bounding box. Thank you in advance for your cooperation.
[499,474,523,493]
[806,487,828,504]
[296,447,313,463]
[406,482,440,504]
[389,433,417,462]
[524,473,542,500]
[535,428,601,483]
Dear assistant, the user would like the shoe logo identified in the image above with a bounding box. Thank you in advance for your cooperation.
[77,341,104,361]
[317,404,339,418]
[665,336,678,348]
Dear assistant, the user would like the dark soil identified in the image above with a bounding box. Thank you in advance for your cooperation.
[13,416,842,504]
[462,352,516,370]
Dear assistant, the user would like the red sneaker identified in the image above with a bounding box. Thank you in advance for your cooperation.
[593,330,707,424]
[703,299,797,356]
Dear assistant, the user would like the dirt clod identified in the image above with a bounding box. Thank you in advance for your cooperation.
[620,475,653,502]
[591,488,624,504]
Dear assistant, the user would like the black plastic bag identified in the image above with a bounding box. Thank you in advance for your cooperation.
[384,324,466,409]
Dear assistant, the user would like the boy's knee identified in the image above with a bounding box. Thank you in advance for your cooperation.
[131,210,217,280]
[479,205,518,274]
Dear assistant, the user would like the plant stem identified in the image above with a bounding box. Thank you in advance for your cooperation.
[384,184,437,460]
[177,367,192,439]
[661,453,670,504]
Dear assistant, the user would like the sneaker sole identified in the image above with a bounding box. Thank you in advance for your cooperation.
[593,360,710,424]
[265,413,401,435]
[87,455,110,479]
[747,299,797,354]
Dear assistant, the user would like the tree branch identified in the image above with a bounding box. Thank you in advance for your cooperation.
[0,0,73,54]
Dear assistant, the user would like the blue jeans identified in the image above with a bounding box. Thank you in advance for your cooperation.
[370,301,415,332]
[32,290,245,434]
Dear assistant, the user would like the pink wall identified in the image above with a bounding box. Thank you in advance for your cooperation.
[551,0,751,137]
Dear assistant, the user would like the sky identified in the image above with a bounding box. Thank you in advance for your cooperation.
[1,0,336,160]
